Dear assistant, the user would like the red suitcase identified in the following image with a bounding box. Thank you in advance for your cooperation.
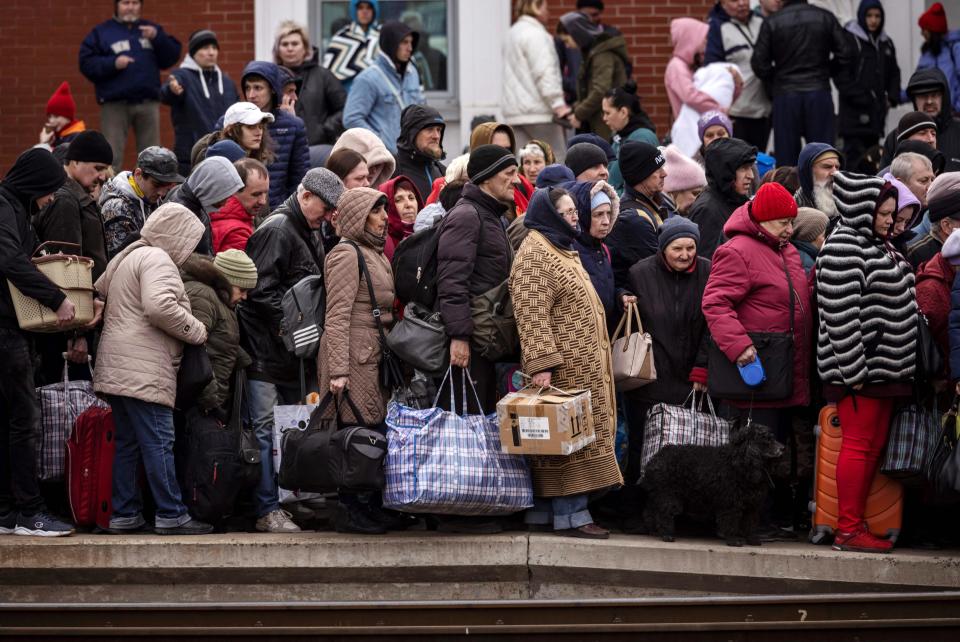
[810,404,904,544]
[65,406,116,530]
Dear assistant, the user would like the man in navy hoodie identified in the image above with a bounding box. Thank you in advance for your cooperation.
[79,0,181,172]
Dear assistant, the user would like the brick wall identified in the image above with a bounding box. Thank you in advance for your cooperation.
[0,0,255,173]
[552,0,715,136]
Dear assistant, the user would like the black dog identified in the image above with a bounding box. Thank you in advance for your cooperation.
[640,421,784,547]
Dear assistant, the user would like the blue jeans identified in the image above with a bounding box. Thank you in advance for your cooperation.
[525,494,593,530]
[246,379,302,518]
[108,395,189,528]
[772,90,835,167]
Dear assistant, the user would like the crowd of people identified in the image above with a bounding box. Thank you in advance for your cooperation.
[2,0,960,555]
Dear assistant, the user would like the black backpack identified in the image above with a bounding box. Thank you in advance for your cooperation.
[279,274,325,358]
[391,224,441,308]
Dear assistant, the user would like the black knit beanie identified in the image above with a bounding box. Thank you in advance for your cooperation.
[897,111,937,141]
[565,142,608,178]
[468,144,517,185]
[188,29,219,57]
[65,131,114,165]
[620,140,665,187]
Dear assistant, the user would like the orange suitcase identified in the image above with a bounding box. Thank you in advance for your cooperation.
[810,404,903,544]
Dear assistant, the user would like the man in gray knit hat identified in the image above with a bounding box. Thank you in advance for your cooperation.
[237,167,344,534]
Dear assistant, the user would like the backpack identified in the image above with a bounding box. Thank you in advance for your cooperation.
[279,274,325,358]
[471,280,519,362]
[391,224,441,308]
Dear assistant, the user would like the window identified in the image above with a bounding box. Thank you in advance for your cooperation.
[310,0,455,95]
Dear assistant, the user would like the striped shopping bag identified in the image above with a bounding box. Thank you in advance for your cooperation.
[881,403,940,486]
[639,391,731,479]
[383,368,533,515]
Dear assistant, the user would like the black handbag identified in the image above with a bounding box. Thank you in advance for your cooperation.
[707,253,796,401]
[916,311,944,382]
[230,369,261,489]
[344,240,405,391]
[175,343,214,409]
[278,391,387,493]
[927,398,960,499]
[385,302,449,375]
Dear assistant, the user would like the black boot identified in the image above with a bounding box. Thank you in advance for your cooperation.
[335,505,386,535]
[365,505,419,531]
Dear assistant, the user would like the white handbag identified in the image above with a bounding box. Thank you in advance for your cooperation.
[610,302,656,391]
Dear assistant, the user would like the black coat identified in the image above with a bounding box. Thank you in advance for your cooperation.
[293,48,347,146]
[393,104,447,200]
[437,183,511,340]
[751,0,853,96]
[627,255,711,406]
[33,177,109,281]
[879,68,960,172]
[605,187,668,291]
[687,138,756,259]
[238,194,324,384]
[837,17,900,138]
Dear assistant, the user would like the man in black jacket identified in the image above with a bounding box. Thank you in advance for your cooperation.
[879,68,960,173]
[238,167,343,534]
[751,0,853,166]
[0,148,77,537]
[688,137,757,259]
[393,104,446,200]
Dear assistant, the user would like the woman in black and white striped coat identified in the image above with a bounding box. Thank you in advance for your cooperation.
[815,171,916,554]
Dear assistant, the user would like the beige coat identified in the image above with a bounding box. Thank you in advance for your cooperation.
[94,203,209,408]
[318,188,395,424]
[510,230,623,497]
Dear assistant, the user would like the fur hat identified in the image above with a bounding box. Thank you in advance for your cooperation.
[662,144,706,193]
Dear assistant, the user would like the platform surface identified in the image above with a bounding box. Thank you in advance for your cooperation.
[1,532,958,603]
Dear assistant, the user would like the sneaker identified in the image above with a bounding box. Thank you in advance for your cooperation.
[334,505,386,535]
[13,511,75,537]
[0,511,17,535]
[155,518,214,536]
[832,524,893,554]
[255,509,302,533]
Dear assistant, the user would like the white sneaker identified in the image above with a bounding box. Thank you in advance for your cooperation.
[255,509,301,533]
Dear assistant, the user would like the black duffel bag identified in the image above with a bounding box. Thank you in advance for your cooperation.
[278,391,387,494]
[180,407,244,524]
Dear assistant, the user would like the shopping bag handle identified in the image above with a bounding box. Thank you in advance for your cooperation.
[432,366,486,416]
[610,302,645,349]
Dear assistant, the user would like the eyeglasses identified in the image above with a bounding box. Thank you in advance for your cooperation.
[559,208,578,218]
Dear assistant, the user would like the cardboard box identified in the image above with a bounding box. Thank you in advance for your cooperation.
[496,389,596,456]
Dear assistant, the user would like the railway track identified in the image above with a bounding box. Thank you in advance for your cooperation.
[2,592,960,640]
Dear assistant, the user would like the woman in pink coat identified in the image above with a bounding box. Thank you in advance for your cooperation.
[664,18,720,120]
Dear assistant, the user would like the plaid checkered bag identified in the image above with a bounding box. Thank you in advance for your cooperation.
[881,402,940,486]
[383,368,533,515]
[35,357,107,481]
[639,391,731,479]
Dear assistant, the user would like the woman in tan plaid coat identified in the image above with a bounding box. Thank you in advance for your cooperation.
[510,186,623,539]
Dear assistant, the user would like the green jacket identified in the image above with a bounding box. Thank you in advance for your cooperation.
[181,254,250,412]
[575,34,629,141]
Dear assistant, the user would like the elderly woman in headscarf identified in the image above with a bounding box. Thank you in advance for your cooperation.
[511,186,623,538]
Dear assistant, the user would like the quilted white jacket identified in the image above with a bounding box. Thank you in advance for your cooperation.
[501,16,566,126]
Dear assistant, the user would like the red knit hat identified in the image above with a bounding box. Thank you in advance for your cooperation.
[919,2,948,35]
[750,182,798,223]
[46,82,76,121]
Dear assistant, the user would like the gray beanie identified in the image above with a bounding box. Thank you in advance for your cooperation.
[658,216,700,252]
[301,167,345,208]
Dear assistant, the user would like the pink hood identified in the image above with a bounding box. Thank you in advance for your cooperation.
[670,18,709,65]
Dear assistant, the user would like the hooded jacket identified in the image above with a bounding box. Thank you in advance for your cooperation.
[239,193,325,384]
[502,15,566,126]
[751,0,854,96]
[319,187,394,424]
[160,54,239,174]
[238,61,311,209]
[79,16,181,104]
[93,203,208,408]
[0,149,67,328]
[837,0,900,139]
[342,21,425,155]
[794,142,840,208]
[573,31,629,141]
[665,18,720,120]
[393,104,446,201]
[181,254,249,412]
[569,180,620,330]
[378,175,423,262]
[165,156,243,256]
[99,170,154,259]
[880,68,960,172]
[323,0,382,90]
[34,175,109,281]
[702,201,812,408]
[291,46,347,146]
[330,127,397,189]
[688,137,757,259]
[704,2,771,120]
[210,196,254,254]
[815,171,917,391]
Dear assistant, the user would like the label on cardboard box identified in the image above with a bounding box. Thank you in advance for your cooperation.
[518,416,550,440]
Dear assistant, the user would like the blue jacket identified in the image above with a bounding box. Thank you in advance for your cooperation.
[917,30,960,113]
[342,53,424,154]
[160,56,239,174]
[79,18,181,103]
[235,61,310,209]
